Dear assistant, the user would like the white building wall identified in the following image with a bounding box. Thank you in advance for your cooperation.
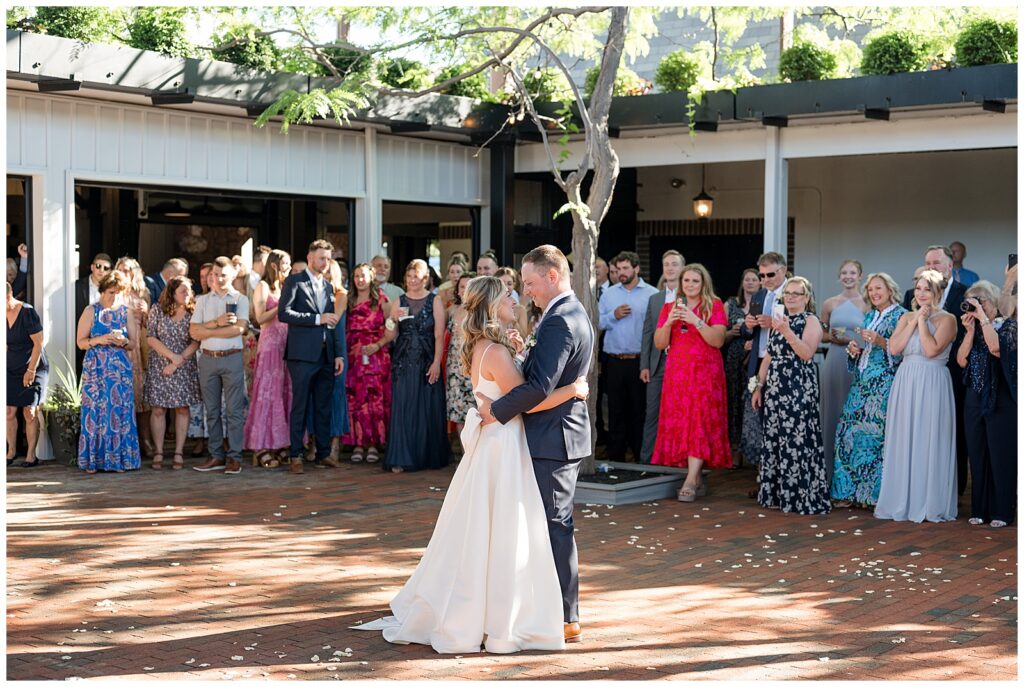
[7,90,489,410]
[636,147,1017,300]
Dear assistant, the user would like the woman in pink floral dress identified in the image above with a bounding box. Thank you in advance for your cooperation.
[342,263,392,463]
[243,250,292,467]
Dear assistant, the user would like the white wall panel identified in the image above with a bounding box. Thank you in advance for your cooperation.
[22,97,48,168]
[7,94,22,167]
[376,134,487,205]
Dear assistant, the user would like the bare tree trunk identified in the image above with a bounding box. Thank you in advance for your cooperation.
[570,6,627,475]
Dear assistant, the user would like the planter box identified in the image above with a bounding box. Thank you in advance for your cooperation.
[575,461,706,506]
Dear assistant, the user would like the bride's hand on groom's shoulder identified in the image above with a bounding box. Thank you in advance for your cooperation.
[573,376,589,400]
[506,328,525,353]
[475,392,496,425]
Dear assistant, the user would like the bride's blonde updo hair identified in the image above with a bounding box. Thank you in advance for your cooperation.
[460,276,516,376]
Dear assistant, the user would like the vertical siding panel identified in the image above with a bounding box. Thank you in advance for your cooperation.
[208,119,229,182]
[22,97,48,168]
[121,108,144,175]
[286,130,304,191]
[228,121,248,184]
[249,125,268,187]
[323,131,340,195]
[143,112,165,176]
[165,114,188,178]
[48,99,71,176]
[72,103,97,171]
[7,95,22,167]
[268,127,287,188]
[186,117,207,179]
[96,106,121,172]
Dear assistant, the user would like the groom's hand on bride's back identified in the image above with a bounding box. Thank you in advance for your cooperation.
[475,392,496,425]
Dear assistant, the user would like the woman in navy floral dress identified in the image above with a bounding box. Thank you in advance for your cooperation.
[75,271,141,473]
[751,277,830,515]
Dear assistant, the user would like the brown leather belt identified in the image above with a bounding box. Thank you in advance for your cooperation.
[607,353,640,360]
[202,348,242,358]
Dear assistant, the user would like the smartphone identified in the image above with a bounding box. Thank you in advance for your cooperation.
[1009,253,1017,269]
[772,303,786,320]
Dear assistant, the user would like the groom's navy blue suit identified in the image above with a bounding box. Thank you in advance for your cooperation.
[491,291,593,624]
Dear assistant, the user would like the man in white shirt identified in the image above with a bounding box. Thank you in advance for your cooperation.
[639,249,685,464]
[190,256,250,475]
[372,254,405,304]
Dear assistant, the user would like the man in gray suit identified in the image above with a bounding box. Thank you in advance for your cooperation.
[639,249,684,464]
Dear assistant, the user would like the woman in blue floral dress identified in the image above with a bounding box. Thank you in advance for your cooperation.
[831,273,906,507]
[75,271,141,473]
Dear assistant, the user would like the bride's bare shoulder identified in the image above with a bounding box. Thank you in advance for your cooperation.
[473,339,513,381]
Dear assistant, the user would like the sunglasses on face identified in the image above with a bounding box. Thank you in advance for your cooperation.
[94,263,112,271]
[758,271,777,280]
[783,290,806,298]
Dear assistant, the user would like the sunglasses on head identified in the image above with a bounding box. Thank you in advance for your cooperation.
[758,271,777,279]
[94,263,112,271]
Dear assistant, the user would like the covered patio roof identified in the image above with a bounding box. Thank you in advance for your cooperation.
[7,29,1017,145]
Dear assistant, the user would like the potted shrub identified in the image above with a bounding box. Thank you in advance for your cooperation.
[40,355,82,465]
[654,49,705,93]
[860,30,929,75]
[584,64,650,99]
[955,18,1018,67]
[779,42,838,82]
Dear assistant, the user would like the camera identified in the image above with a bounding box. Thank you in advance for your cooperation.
[960,301,975,313]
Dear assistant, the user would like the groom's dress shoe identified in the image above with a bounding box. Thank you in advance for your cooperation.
[564,622,582,643]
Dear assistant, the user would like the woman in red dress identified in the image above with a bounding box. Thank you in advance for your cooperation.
[652,263,731,502]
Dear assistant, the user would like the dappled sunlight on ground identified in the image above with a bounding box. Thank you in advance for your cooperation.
[6,460,1016,680]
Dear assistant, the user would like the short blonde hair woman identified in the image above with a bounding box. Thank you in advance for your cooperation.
[751,275,830,514]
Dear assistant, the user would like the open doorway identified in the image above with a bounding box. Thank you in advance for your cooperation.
[74,184,352,285]
[382,202,478,287]
[6,175,31,301]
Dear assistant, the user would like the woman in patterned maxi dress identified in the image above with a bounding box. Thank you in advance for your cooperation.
[751,277,831,515]
[76,271,141,473]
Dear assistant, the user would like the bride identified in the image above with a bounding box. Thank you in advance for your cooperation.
[353,275,588,654]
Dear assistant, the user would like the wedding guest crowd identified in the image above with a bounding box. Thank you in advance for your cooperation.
[8,236,1016,530]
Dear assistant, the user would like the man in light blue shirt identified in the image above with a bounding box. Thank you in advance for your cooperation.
[949,241,980,286]
[598,251,658,462]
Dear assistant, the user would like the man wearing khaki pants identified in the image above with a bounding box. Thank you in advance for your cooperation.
[190,256,250,475]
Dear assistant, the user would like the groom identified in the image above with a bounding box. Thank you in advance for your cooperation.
[477,244,594,644]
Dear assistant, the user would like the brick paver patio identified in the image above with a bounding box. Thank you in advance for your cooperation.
[6,459,1017,680]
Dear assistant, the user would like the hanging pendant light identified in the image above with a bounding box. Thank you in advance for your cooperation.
[692,165,714,219]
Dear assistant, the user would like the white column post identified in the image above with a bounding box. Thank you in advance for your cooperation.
[355,127,382,263]
[763,127,789,257]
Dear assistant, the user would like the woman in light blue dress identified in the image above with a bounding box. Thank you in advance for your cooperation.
[831,273,906,507]
[818,260,869,482]
[874,270,958,523]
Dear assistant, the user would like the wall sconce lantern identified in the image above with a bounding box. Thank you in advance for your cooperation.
[692,165,713,219]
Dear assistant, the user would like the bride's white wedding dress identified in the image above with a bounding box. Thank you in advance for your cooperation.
[352,368,565,654]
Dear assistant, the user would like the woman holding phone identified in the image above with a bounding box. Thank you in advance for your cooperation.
[751,276,830,515]
[651,264,730,501]
[76,270,142,473]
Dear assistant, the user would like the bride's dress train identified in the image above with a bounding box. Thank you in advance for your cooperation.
[352,376,564,654]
